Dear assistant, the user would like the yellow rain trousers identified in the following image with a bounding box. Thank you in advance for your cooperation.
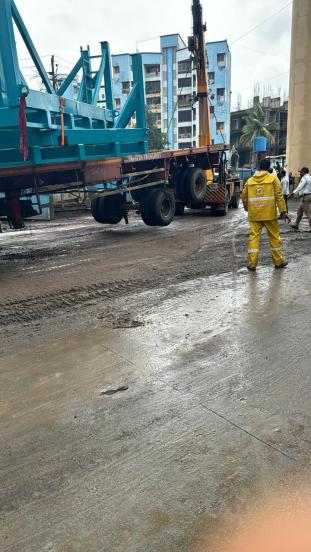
[242,171,287,268]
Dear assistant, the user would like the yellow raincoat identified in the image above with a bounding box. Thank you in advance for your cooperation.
[242,171,287,268]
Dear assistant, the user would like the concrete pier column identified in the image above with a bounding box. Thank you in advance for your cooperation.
[286,0,311,173]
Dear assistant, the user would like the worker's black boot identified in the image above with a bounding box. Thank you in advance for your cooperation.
[275,262,288,269]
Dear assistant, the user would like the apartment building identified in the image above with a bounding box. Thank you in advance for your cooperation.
[231,96,288,166]
[109,34,231,149]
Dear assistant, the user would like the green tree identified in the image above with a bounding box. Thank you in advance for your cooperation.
[146,109,167,151]
[239,104,279,148]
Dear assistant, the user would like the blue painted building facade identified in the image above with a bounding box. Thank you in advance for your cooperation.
[108,35,231,149]
[206,40,231,146]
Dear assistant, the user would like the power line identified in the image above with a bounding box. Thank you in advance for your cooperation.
[233,71,289,95]
[230,43,279,57]
[230,1,292,45]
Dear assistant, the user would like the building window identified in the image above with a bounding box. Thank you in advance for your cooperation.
[178,110,192,123]
[193,75,196,87]
[178,94,192,108]
[208,71,215,84]
[122,81,130,94]
[216,121,225,135]
[115,98,121,109]
[217,88,225,103]
[193,140,196,147]
[232,118,239,130]
[178,77,192,89]
[113,65,120,77]
[179,142,192,149]
[210,105,215,116]
[193,124,196,135]
[145,80,161,94]
[146,97,161,108]
[217,53,226,68]
[145,64,160,77]
[178,59,192,74]
[178,126,192,139]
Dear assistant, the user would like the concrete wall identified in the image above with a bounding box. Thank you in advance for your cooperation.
[287,0,311,173]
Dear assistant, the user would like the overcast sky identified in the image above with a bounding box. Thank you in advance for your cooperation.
[16,0,292,109]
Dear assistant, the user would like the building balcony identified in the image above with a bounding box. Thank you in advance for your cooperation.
[145,71,161,79]
[179,133,192,139]
[146,91,161,98]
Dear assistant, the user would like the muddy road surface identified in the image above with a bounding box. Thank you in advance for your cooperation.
[1,205,311,551]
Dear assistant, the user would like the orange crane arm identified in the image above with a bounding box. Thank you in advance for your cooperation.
[189,0,212,147]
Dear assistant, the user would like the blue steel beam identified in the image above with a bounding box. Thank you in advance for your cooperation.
[0,0,23,106]
[115,54,146,130]
[57,58,82,98]
[78,47,93,104]
[0,2,148,169]
[101,41,114,112]
[11,0,55,94]
[92,47,107,106]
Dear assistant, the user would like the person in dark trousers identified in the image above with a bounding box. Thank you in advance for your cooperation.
[290,167,311,232]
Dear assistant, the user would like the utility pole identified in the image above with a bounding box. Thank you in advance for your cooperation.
[49,55,57,91]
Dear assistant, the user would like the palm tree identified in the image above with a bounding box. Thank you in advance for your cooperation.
[239,104,279,148]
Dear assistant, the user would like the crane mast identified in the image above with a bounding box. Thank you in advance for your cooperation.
[189,0,212,147]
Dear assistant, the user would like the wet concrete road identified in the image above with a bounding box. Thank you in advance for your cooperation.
[0,207,311,551]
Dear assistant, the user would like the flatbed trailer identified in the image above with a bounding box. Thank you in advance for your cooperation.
[0,143,241,227]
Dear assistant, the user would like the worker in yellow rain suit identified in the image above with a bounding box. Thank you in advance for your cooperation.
[242,158,290,271]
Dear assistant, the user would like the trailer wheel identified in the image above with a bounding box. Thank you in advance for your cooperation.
[175,168,188,201]
[216,203,229,216]
[230,193,241,209]
[182,168,207,204]
[141,189,175,226]
[91,195,123,224]
[175,203,185,217]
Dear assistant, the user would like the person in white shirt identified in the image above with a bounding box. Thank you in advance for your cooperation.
[280,169,289,216]
[290,166,311,231]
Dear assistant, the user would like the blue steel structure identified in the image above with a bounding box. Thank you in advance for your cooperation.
[0,0,147,170]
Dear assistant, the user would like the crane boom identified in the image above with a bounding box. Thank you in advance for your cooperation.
[189,0,212,147]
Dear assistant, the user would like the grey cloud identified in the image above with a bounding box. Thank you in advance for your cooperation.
[16,0,292,107]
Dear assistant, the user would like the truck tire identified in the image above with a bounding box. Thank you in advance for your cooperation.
[140,189,157,226]
[210,203,229,216]
[91,195,123,224]
[141,189,175,226]
[182,167,207,204]
[175,203,185,216]
[230,193,241,209]
[175,168,188,201]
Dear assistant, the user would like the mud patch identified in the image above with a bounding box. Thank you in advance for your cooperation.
[112,318,144,329]
[100,385,129,396]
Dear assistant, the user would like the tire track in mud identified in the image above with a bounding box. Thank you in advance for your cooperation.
[0,244,238,327]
